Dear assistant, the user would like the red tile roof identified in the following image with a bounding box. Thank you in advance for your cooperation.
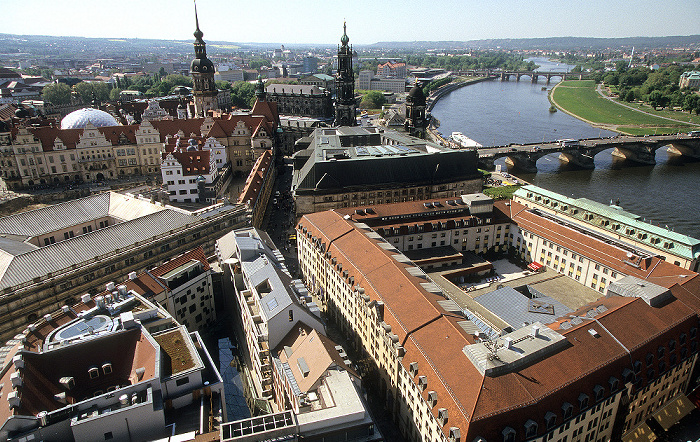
[237,150,273,205]
[299,207,700,441]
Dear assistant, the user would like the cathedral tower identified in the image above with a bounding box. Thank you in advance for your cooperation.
[334,22,357,126]
[405,83,428,138]
[190,3,218,117]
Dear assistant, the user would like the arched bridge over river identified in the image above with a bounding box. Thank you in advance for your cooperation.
[455,69,590,83]
[475,134,700,173]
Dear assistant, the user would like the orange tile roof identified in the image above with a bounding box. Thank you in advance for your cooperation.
[299,208,700,441]
[237,150,272,205]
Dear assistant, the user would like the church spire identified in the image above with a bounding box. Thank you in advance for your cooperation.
[194,1,204,41]
[334,21,356,126]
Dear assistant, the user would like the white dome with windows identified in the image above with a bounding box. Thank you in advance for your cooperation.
[61,108,119,130]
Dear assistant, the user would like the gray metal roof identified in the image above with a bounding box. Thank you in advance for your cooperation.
[0,200,241,290]
[474,286,572,329]
[0,192,165,239]
[606,275,671,307]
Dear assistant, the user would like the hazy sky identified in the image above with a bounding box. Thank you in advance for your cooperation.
[5,0,700,45]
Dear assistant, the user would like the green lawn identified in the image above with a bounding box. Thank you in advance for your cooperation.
[552,81,682,127]
[483,185,521,200]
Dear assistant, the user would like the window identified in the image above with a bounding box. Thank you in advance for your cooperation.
[545,412,557,430]
[562,402,573,419]
[104,432,113,440]
[578,393,589,410]
[524,420,538,438]
[176,377,189,386]
[288,309,293,322]
[502,427,516,442]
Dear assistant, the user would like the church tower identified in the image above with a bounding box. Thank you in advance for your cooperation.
[255,75,267,102]
[190,3,218,117]
[334,22,356,127]
[405,83,428,138]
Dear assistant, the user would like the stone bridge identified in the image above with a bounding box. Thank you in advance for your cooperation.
[474,134,700,173]
[456,70,590,83]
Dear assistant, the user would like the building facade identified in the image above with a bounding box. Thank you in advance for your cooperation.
[161,135,230,203]
[512,185,700,271]
[0,107,277,189]
[291,126,483,215]
[133,247,217,332]
[0,191,249,342]
[357,71,407,94]
[679,71,700,89]
[264,84,333,119]
[216,228,325,404]
[0,278,225,441]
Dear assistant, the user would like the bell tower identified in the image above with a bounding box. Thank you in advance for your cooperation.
[334,22,357,127]
[190,2,218,117]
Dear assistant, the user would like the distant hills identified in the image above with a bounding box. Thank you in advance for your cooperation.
[368,36,700,51]
[0,34,699,59]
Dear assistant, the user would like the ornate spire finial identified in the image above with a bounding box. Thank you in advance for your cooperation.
[193,0,203,40]
[341,21,349,46]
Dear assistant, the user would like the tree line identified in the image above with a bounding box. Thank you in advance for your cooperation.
[596,64,700,113]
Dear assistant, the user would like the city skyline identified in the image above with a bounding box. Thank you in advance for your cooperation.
[4,0,700,46]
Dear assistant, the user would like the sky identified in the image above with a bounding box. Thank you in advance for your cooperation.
[4,0,700,45]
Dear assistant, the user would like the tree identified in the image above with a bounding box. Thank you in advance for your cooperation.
[571,65,582,73]
[109,88,122,101]
[158,67,167,78]
[360,91,386,109]
[41,83,72,105]
[648,90,663,110]
[229,81,256,108]
[73,81,110,103]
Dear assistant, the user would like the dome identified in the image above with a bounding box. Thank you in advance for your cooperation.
[61,108,119,130]
[407,85,426,106]
[191,57,214,73]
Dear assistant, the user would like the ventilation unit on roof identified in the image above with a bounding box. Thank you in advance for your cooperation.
[438,408,448,425]
[43,314,52,323]
[106,282,115,292]
[10,372,22,388]
[81,293,92,304]
[7,391,20,409]
[427,390,437,405]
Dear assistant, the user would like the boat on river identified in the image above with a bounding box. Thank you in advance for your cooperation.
[450,132,482,148]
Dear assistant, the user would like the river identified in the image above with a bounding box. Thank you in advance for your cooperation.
[431,57,700,239]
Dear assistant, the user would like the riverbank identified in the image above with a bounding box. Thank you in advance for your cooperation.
[427,76,489,112]
[549,80,698,135]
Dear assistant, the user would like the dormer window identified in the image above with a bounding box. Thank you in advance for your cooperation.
[545,411,557,430]
[88,366,99,379]
[102,362,113,375]
[578,393,589,410]
[524,420,538,438]
[502,427,516,442]
[609,376,619,391]
[594,384,605,401]
[562,402,573,419]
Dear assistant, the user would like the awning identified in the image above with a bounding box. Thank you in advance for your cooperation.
[651,393,696,431]
[622,422,657,442]
[527,262,543,271]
